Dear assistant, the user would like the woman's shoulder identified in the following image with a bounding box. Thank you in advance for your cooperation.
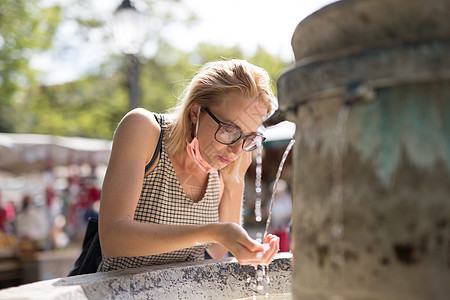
[112,108,162,153]
[118,108,160,134]
[122,108,158,124]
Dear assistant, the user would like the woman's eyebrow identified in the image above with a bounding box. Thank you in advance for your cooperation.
[213,110,258,135]
[226,120,259,135]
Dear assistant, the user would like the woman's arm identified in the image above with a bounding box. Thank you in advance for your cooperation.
[206,153,249,259]
[99,109,268,265]
[208,152,280,265]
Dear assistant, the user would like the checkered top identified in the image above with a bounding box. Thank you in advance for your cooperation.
[99,114,220,272]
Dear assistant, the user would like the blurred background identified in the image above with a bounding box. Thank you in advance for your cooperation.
[0,0,334,288]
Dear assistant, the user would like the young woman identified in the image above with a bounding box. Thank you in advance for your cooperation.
[98,59,280,272]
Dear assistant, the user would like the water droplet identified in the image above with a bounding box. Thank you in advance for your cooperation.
[331,223,344,239]
[255,143,263,224]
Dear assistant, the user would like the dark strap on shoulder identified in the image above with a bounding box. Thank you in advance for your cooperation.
[145,114,165,173]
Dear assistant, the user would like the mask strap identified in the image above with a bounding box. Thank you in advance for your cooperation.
[195,106,201,137]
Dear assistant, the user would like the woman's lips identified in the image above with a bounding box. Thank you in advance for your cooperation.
[218,155,232,164]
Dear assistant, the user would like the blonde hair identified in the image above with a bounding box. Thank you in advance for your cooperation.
[165,59,274,181]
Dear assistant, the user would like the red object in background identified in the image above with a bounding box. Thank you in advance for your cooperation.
[46,186,56,206]
[0,208,6,232]
[87,186,101,204]
[77,180,101,209]
[273,228,290,252]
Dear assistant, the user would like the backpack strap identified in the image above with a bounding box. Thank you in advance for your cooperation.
[145,114,165,173]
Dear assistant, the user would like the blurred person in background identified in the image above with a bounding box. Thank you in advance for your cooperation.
[0,190,17,251]
[15,194,51,253]
[267,179,292,252]
[0,190,7,233]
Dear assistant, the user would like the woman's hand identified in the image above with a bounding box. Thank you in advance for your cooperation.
[220,151,252,185]
[215,222,263,265]
[214,223,279,266]
[260,234,280,266]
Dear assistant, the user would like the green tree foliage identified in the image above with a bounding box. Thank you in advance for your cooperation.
[4,1,291,140]
[0,0,61,132]
[15,43,290,139]
[249,47,289,96]
[15,71,128,139]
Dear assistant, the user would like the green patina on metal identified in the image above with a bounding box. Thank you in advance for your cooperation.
[350,81,450,188]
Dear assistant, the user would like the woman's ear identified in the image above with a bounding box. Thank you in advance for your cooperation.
[190,103,200,125]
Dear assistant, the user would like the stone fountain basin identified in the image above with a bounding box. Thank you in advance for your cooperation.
[0,253,292,299]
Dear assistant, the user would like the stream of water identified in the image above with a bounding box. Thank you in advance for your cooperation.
[251,138,295,297]
[263,139,296,241]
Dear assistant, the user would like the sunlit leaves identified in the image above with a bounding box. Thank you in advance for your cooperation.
[0,0,61,131]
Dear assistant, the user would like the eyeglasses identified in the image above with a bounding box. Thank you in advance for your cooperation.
[201,107,266,151]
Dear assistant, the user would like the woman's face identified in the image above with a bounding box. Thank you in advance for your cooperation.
[191,94,267,169]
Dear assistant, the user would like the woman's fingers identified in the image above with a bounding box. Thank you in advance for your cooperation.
[261,235,280,265]
[235,234,280,266]
[219,223,264,264]
[218,224,281,266]
[231,243,264,265]
[240,236,265,252]
[249,234,280,266]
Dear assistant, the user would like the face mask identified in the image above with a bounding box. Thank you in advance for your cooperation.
[186,107,216,173]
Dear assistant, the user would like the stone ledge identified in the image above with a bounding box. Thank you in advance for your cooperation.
[0,253,292,299]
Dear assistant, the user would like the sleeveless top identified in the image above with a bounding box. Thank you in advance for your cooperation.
[99,114,220,272]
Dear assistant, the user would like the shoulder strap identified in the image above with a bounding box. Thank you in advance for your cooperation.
[145,114,165,173]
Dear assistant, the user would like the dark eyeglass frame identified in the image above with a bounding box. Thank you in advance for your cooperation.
[201,107,266,151]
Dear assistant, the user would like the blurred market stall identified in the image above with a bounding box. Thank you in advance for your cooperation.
[0,133,112,175]
[0,133,112,288]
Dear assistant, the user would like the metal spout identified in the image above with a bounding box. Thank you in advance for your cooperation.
[263,109,290,127]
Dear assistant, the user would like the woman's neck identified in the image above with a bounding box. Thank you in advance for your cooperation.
[169,149,209,202]
[170,149,198,171]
